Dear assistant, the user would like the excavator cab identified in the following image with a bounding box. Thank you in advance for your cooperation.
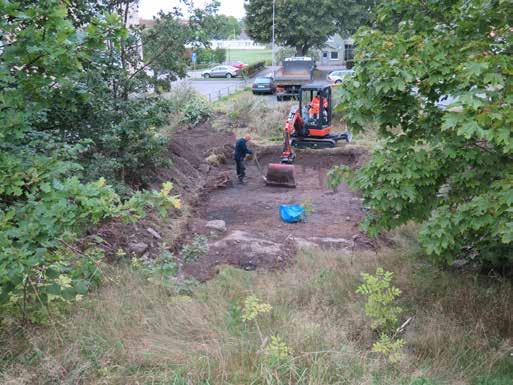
[265,83,350,188]
[299,84,332,134]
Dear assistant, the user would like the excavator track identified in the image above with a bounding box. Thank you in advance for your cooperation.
[291,137,337,149]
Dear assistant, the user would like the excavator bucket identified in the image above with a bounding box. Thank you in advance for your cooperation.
[265,163,296,188]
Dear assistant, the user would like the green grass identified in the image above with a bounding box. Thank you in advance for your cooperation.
[2,235,512,384]
[225,49,272,64]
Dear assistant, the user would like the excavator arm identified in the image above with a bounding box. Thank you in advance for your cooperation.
[280,106,303,163]
[263,106,301,188]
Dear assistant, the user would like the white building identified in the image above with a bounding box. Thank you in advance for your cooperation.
[210,39,267,50]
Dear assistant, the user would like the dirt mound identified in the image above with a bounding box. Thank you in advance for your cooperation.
[159,121,235,198]
[88,120,235,261]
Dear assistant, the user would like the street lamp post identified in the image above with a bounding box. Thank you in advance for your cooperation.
[272,0,275,67]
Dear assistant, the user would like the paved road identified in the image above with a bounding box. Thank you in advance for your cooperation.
[169,67,276,102]
[170,79,247,101]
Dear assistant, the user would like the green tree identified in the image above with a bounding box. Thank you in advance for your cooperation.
[244,0,379,56]
[335,0,380,36]
[210,15,242,39]
[338,0,513,266]
[0,0,202,321]
[141,3,221,84]
[244,0,338,55]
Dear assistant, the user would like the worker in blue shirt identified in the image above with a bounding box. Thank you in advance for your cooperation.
[234,134,253,184]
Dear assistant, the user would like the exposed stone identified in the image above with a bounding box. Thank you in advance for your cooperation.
[128,242,149,255]
[199,163,210,173]
[206,154,222,166]
[146,227,162,239]
[452,259,468,269]
[206,219,227,232]
[309,237,353,250]
[293,237,319,249]
[213,230,282,257]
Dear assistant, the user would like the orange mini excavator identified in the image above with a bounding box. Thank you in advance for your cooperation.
[265,83,351,187]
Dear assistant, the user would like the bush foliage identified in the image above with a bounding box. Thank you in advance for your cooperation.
[241,61,266,77]
[339,0,513,266]
[0,0,211,322]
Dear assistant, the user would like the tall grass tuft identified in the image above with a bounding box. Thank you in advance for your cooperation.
[1,232,512,384]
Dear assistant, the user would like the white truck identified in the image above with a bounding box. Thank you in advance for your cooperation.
[273,57,315,101]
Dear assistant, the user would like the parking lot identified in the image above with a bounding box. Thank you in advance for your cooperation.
[170,66,344,103]
[170,67,275,102]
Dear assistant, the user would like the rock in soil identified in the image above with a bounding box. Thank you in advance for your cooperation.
[206,219,227,232]
[146,227,162,240]
[128,242,149,255]
[212,230,282,257]
[206,154,222,166]
[309,237,353,250]
[293,237,319,250]
[199,163,210,173]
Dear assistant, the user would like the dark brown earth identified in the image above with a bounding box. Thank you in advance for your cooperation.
[89,117,373,281]
[174,126,374,281]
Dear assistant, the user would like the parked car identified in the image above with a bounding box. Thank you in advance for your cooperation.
[202,65,239,79]
[252,77,276,95]
[327,69,354,84]
[225,61,247,70]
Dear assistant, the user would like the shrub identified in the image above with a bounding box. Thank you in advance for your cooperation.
[81,97,174,189]
[357,267,405,364]
[181,235,209,263]
[372,333,405,364]
[241,295,272,322]
[194,47,226,65]
[180,95,213,126]
[0,154,181,322]
[132,250,178,285]
[224,93,293,139]
[339,0,513,267]
[264,335,292,368]
[326,165,351,193]
[241,61,265,78]
[227,94,262,127]
[356,267,402,333]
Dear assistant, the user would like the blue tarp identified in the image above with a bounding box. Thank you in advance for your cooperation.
[279,204,305,223]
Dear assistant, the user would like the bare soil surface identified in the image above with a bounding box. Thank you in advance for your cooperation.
[174,125,374,281]
[90,116,374,281]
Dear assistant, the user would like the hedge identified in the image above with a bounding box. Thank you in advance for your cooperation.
[240,61,266,78]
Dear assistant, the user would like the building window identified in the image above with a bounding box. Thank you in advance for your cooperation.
[330,51,339,60]
[322,51,328,58]
[344,44,354,61]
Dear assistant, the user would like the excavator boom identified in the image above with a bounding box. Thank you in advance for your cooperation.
[264,107,300,187]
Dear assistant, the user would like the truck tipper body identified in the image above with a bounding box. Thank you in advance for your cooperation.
[273,57,315,100]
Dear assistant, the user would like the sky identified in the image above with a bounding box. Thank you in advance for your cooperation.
[139,0,246,20]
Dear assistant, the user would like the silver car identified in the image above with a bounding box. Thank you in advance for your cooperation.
[202,65,238,79]
[327,69,355,84]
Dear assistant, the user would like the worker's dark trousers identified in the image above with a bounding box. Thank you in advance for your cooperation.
[235,158,245,181]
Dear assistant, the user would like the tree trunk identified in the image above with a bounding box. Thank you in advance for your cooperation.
[120,0,130,101]
[295,44,310,56]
